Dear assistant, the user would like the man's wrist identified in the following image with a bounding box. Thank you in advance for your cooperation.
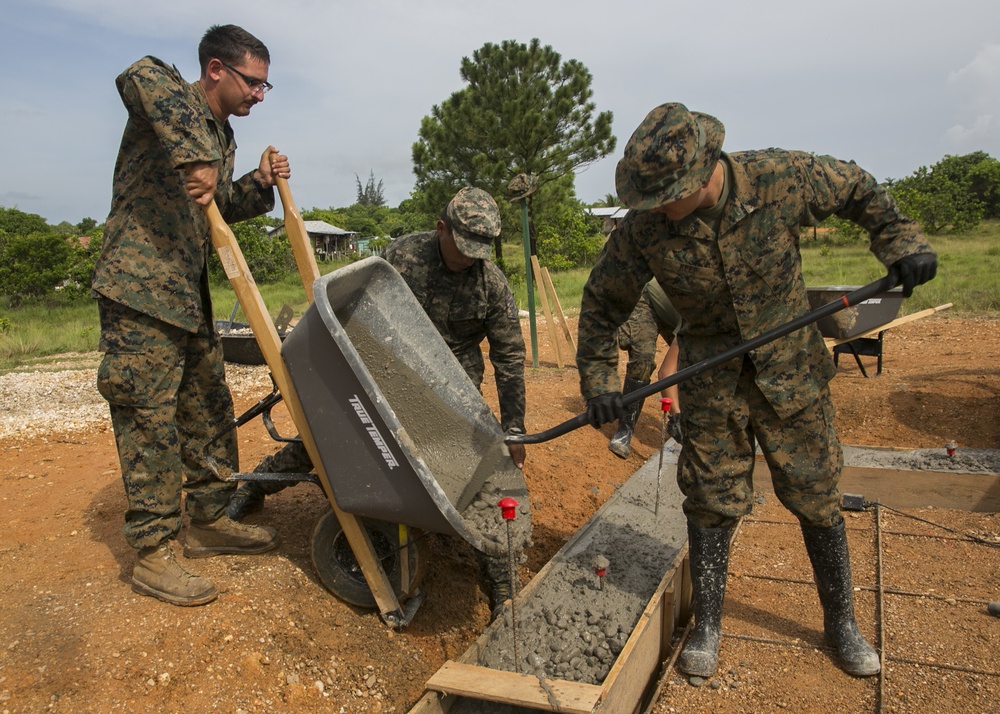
[251,170,271,190]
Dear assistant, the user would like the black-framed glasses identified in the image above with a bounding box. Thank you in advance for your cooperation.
[220,61,273,95]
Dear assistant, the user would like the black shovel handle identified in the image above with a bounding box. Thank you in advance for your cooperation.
[506,274,899,445]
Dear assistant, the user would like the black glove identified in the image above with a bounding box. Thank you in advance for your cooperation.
[586,392,625,429]
[888,253,937,297]
[666,413,683,443]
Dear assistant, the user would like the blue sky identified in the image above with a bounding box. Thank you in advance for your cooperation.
[3,0,999,225]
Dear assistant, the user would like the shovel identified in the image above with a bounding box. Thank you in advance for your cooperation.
[506,275,900,446]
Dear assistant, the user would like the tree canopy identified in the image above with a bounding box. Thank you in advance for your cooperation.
[411,38,616,215]
[888,152,1000,233]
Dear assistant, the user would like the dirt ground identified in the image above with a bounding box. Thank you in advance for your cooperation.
[0,314,998,713]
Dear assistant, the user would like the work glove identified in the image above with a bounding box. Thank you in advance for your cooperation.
[666,413,683,443]
[586,392,626,429]
[888,253,937,297]
[504,428,526,470]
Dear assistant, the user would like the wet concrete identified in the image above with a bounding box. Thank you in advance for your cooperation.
[340,297,532,556]
[472,455,686,685]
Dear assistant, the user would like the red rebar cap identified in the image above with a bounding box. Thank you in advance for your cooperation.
[498,497,519,520]
[660,397,673,412]
[594,567,607,577]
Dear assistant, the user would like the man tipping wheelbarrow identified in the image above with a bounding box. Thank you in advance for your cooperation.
[574,103,937,680]
[227,187,528,621]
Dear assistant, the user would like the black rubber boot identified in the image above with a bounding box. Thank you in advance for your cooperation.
[801,520,880,677]
[608,377,649,459]
[678,524,731,678]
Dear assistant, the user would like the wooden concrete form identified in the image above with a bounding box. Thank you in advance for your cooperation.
[753,459,1000,513]
[409,449,999,713]
[408,461,692,713]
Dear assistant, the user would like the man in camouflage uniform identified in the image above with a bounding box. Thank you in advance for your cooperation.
[608,279,682,458]
[577,103,936,678]
[92,25,289,607]
[227,187,527,620]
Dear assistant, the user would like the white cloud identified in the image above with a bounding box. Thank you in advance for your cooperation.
[944,43,1000,154]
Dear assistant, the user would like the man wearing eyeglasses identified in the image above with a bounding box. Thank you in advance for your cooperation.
[92,24,290,607]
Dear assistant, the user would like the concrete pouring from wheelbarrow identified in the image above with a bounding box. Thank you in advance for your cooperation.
[410,449,690,713]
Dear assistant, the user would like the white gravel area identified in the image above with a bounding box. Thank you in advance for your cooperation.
[0,363,272,441]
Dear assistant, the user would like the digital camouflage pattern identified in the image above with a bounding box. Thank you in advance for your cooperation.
[384,231,526,433]
[92,56,273,333]
[617,280,681,382]
[446,187,502,260]
[579,149,935,526]
[94,55,274,550]
[97,298,239,549]
[676,357,845,528]
[615,103,725,210]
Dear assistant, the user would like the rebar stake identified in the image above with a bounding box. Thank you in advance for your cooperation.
[593,555,609,590]
[655,397,672,515]
[498,497,520,673]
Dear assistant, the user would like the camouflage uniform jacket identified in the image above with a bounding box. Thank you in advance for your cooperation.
[578,150,935,419]
[92,56,274,333]
[383,231,526,432]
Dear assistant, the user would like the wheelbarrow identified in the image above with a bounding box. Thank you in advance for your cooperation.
[204,178,529,627]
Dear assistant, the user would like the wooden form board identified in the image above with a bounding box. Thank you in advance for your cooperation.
[407,465,692,713]
[823,303,952,350]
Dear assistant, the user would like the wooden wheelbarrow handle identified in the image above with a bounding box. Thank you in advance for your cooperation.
[271,152,320,303]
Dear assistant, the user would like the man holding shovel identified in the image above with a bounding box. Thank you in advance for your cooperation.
[576,103,936,678]
[92,24,290,607]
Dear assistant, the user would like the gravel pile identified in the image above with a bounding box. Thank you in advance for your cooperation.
[0,363,273,442]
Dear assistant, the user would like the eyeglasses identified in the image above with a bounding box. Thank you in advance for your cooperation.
[220,61,273,95]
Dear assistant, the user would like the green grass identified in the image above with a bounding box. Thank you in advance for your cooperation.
[1,222,997,373]
[801,222,1000,315]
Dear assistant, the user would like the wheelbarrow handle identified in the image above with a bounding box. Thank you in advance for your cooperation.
[507,274,899,446]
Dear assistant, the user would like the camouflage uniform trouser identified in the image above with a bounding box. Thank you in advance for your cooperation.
[616,294,675,383]
[96,298,238,549]
[250,440,313,495]
[677,358,844,530]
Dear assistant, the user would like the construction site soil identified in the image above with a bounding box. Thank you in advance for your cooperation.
[1,314,997,713]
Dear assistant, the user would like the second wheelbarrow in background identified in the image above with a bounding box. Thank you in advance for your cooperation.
[280,257,531,555]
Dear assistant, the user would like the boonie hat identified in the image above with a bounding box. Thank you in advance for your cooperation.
[615,103,725,210]
[446,187,501,260]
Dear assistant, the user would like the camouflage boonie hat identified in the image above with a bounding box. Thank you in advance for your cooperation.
[446,187,501,260]
[615,103,725,210]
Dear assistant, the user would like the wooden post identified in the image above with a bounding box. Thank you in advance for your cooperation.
[530,255,562,368]
[203,200,402,619]
[542,266,577,357]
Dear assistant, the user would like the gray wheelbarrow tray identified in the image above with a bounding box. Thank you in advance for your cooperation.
[280,256,529,554]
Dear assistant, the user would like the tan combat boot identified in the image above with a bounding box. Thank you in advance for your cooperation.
[183,515,279,558]
[131,540,218,606]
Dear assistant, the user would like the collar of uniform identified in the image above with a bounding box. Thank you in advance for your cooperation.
[717,153,758,234]
[189,79,234,149]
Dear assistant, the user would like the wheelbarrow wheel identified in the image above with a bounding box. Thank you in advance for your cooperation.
[310,509,429,608]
